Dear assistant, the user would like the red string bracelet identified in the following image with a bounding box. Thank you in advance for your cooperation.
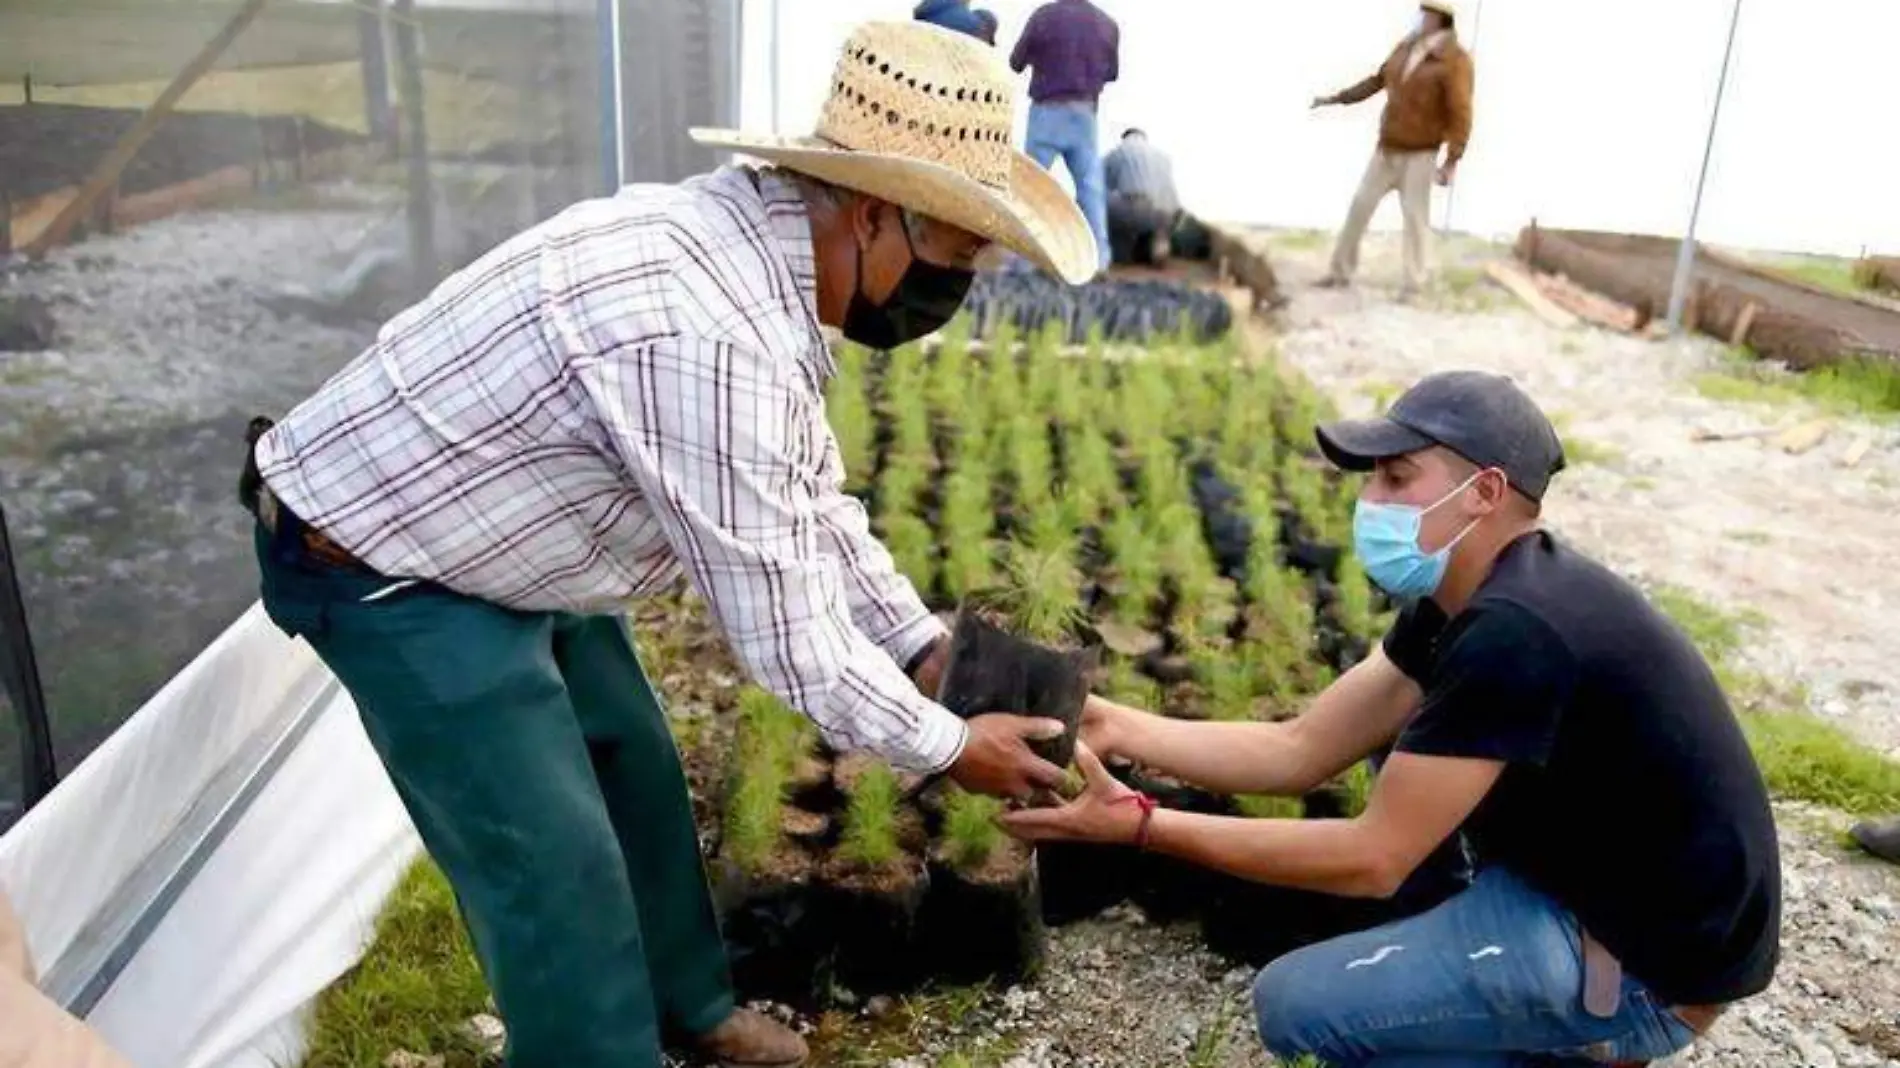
[1109,790,1158,849]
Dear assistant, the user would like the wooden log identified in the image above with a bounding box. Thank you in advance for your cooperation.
[1840,435,1874,468]
[1486,260,1579,328]
[24,0,273,258]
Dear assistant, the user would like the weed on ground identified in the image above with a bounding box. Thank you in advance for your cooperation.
[1693,348,1900,421]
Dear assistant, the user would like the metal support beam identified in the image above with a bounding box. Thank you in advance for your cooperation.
[1665,0,1743,333]
[390,0,437,290]
[598,0,624,193]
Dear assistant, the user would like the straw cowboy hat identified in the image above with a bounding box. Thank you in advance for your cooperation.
[1420,0,1458,17]
[690,20,1098,285]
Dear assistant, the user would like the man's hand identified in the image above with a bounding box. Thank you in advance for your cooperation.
[1436,160,1458,186]
[1078,693,1136,763]
[999,742,1144,844]
[948,714,1068,801]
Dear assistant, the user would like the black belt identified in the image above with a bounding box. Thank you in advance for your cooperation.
[240,416,377,574]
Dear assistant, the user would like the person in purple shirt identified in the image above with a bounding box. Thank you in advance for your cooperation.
[1010,0,1119,275]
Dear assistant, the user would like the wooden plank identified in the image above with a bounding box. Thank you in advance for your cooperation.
[1729,301,1760,346]
[1534,271,1639,332]
[1840,435,1874,468]
[1691,426,1777,443]
[24,0,274,258]
[1487,260,1579,328]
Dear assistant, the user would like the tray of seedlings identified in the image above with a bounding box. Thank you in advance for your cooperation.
[712,309,1468,1007]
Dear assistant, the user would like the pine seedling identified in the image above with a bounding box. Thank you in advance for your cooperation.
[883,512,939,593]
[840,760,903,868]
[1102,506,1163,626]
[1104,657,1163,712]
[826,357,877,492]
[1236,794,1303,819]
[987,542,1086,643]
[942,785,1006,870]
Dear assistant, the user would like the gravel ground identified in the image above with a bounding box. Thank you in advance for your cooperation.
[0,184,392,770]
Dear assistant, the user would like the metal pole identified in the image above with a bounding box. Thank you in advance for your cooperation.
[391,0,436,288]
[769,0,782,134]
[1665,0,1743,333]
[1440,0,1482,236]
[597,0,623,192]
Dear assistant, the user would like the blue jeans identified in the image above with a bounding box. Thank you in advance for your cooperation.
[1024,101,1109,272]
[1253,868,1698,1066]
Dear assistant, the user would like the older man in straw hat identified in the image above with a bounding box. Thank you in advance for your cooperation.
[237,20,1094,1068]
[1311,0,1474,298]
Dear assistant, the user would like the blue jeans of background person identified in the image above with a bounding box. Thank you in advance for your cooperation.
[1024,101,1109,273]
[1253,867,1698,1066]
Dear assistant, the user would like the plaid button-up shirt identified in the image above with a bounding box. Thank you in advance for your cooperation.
[255,165,966,772]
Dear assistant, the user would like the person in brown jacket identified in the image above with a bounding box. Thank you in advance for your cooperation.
[0,889,133,1068]
[1311,0,1474,297]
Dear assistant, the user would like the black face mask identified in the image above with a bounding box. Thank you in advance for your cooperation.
[841,211,975,350]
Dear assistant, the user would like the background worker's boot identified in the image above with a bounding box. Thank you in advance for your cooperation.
[692,1007,809,1067]
[1851,815,1900,865]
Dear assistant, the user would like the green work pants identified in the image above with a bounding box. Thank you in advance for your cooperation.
[253,524,733,1067]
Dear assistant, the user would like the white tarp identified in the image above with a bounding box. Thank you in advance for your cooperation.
[0,604,417,1068]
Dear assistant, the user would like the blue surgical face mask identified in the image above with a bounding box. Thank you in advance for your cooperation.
[1352,470,1490,601]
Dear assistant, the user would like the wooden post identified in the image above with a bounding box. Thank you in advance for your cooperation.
[21,74,31,105]
[391,0,438,288]
[24,0,272,258]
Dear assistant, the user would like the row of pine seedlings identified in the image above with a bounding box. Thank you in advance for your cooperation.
[709,317,1396,1009]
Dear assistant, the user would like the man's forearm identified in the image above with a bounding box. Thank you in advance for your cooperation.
[1144,809,1393,898]
[1118,713,1317,796]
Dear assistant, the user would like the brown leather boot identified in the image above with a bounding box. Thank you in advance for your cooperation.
[690,1007,808,1068]
[1852,816,1900,865]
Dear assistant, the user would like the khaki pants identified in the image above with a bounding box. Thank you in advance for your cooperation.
[1328,148,1437,291]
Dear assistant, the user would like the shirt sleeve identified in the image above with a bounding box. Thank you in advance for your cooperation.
[1381,597,1447,683]
[811,426,948,676]
[1394,601,1576,767]
[1009,11,1036,71]
[580,334,968,773]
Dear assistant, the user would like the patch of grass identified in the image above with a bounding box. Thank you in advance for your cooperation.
[840,761,903,868]
[1725,529,1773,546]
[1268,228,1329,252]
[1647,583,1764,663]
[1237,794,1303,819]
[1646,583,1900,816]
[1758,254,1871,299]
[1547,411,1622,467]
[805,984,1008,1067]
[1741,706,1900,817]
[1693,349,1900,421]
[1627,475,1659,492]
[942,786,1006,869]
[302,860,488,1068]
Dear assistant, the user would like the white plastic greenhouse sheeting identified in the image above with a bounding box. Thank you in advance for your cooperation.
[0,604,419,1068]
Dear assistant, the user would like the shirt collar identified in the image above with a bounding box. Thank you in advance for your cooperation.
[753,167,836,380]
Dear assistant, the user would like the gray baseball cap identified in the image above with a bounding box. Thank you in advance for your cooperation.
[1315,370,1567,502]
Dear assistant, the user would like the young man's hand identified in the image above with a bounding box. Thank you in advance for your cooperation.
[999,742,1143,844]
[1078,693,1137,763]
[948,714,1067,800]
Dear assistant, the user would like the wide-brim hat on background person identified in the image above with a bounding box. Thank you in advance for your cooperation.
[690,20,1098,285]
[1420,0,1457,19]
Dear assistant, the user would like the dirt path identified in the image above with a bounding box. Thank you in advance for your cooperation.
[1254,228,1900,760]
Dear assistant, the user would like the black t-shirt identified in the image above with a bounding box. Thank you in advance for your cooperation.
[1383,530,1781,1006]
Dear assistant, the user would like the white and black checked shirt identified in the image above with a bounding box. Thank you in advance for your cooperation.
[255,165,967,772]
